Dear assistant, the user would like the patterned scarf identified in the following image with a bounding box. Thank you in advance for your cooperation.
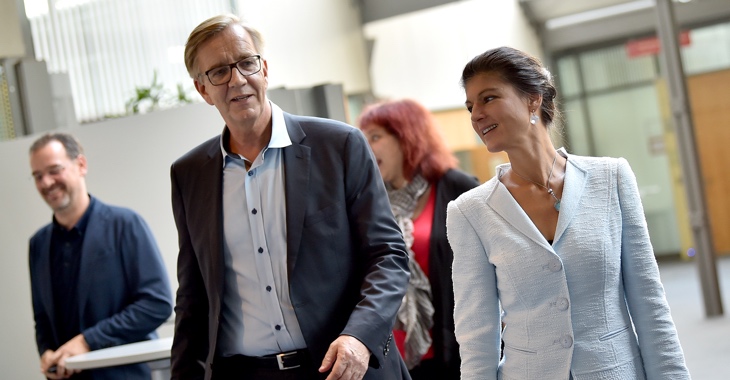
[387,174,435,369]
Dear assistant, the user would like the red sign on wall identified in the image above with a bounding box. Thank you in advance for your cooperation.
[626,31,691,58]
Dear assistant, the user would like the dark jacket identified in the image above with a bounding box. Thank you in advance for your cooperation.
[170,113,411,380]
[29,196,173,380]
[428,169,480,375]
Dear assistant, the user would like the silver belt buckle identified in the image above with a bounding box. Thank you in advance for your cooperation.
[276,351,301,370]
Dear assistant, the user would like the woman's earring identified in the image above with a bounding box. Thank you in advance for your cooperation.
[530,112,539,125]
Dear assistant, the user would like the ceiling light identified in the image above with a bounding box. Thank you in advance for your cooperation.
[545,0,654,30]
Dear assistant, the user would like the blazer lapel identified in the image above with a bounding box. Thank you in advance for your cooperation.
[488,177,553,251]
[77,204,104,321]
[202,142,226,300]
[553,149,587,244]
[282,114,310,279]
[37,229,56,327]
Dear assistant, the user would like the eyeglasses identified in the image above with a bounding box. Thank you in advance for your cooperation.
[32,164,66,183]
[204,55,262,86]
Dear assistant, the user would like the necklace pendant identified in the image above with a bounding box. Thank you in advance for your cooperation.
[554,200,561,212]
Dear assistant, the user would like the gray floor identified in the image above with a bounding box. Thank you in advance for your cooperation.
[659,255,730,379]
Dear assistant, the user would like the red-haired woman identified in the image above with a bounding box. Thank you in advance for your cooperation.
[358,99,479,379]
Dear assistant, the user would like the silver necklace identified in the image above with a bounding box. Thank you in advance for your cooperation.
[510,151,562,211]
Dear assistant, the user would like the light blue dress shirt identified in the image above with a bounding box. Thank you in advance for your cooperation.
[217,102,307,357]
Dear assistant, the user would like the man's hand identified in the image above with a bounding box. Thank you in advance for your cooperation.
[40,349,62,379]
[41,334,91,379]
[319,335,371,380]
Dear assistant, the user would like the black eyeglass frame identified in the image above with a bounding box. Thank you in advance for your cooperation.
[203,55,262,86]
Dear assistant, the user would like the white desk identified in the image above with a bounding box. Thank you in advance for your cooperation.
[65,337,172,379]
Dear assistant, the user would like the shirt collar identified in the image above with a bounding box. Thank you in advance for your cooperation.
[219,101,292,167]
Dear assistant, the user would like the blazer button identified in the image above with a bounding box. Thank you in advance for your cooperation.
[549,259,562,272]
[384,333,392,356]
[561,335,573,348]
[557,297,569,311]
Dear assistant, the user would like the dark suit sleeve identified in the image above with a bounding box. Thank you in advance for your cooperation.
[29,236,54,355]
[169,163,209,380]
[339,128,410,367]
[81,212,173,350]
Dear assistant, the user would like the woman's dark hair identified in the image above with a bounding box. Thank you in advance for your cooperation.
[461,46,560,128]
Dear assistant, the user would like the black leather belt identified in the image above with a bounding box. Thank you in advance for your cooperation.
[215,350,310,371]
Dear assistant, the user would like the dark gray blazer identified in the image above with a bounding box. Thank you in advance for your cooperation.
[170,113,411,380]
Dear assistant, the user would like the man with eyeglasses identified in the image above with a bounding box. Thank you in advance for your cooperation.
[170,14,411,380]
[28,133,173,379]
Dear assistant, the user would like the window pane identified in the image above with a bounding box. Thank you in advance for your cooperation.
[682,21,730,75]
[579,44,656,93]
[25,0,232,122]
[562,98,591,156]
[556,56,581,98]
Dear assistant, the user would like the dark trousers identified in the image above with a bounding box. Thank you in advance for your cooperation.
[212,367,316,380]
[212,353,316,380]
[408,359,459,380]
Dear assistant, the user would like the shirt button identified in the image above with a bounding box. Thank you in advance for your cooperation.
[275,325,281,331]
[258,247,264,253]
[266,286,272,292]
[252,208,257,215]
[248,170,254,177]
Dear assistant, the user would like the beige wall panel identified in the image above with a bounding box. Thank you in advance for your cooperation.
[0,0,26,57]
[688,69,730,255]
[432,108,478,152]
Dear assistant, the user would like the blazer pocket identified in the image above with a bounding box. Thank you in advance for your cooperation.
[598,324,631,341]
[503,344,537,355]
[304,203,340,227]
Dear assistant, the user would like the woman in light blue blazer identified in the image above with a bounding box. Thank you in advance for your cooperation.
[446,47,690,380]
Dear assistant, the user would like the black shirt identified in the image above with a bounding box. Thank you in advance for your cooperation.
[50,196,95,346]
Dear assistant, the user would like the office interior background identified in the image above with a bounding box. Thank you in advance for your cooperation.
[1,0,729,378]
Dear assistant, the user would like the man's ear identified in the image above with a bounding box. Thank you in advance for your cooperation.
[194,77,214,106]
[261,58,269,89]
[76,154,88,177]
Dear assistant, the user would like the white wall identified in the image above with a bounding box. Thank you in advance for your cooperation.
[364,0,542,110]
[236,0,372,94]
[0,102,222,379]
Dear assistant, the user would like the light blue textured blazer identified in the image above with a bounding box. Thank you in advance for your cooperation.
[446,149,690,380]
